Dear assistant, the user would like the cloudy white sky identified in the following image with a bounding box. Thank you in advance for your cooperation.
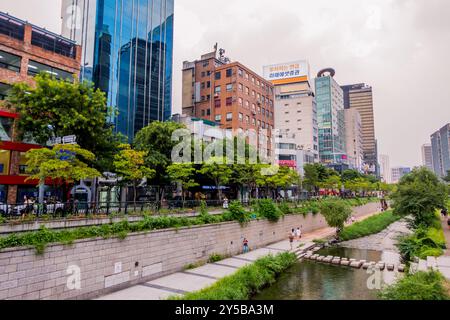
[1,0,449,168]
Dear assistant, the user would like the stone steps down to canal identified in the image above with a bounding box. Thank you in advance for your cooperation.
[411,256,450,280]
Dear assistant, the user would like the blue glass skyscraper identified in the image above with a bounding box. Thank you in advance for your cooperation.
[61,0,174,140]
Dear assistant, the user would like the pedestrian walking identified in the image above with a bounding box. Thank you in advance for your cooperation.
[243,238,249,253]
[295,227,302,241]
[223,197,229,209]
[289,229,295,250]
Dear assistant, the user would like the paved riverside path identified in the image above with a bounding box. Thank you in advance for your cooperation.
[96,209,381,300]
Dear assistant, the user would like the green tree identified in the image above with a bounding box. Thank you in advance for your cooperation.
[320,199,352,237]
[391,167,448,228]
[319,175,342,191]
[167,163,199,204]
[303,163,320,193]
[113,144,155,204]
[7,73,119,171]
[25,144,101,199]
[133,121,186,201]
[341,169,362,182]
[199,157,233,201]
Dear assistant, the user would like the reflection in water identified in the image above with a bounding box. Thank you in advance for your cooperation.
[253,248,383,300]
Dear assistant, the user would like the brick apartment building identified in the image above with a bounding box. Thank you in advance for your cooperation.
[182,48,275,160]
[0,11,81,204]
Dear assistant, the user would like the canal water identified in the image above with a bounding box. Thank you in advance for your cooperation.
[253,247,385,300]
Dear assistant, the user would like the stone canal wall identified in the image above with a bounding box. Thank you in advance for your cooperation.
[0,202,379,300]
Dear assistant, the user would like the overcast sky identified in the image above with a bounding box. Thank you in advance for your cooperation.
[1,0,449,168]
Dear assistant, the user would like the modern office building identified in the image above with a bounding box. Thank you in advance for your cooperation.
[421,143,433,171]
[182,48,275,160]
[0,11,81,203]
[344,108,364,172]
[61,0,174,140]
[262,60,319,163]
[391,167,411,184]
[431,123,450,178]
[379,154,391,183]
[315,68,347,165]
[342,83,378,175]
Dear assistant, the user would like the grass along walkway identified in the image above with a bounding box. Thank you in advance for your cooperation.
[171,252,297,300]
[339,210,401,241]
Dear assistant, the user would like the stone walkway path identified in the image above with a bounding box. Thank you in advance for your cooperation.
[96,210,381,300]
[340,220,412,253]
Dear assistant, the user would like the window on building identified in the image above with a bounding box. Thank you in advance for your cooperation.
[245,72,249,80]
[226,113,233,121]
[0,50,21,73]
[207,70,211,76]
[215,71,221,80]
[245,87,249,95]
[0,150,11,175]
[214,85,221,94]
[27,60,73,80]
[238,97,243,106]
[18,152,28,175]
[262,108,266,116]
[256,79,260,86]
[0,116,13,141]
[252,104,256,112]
[215,99,221,108]
[226,83,233,92]
[0,82,12,100]
[201,82,205,89]
[201,71,205,77]
[226,69,233,77]
[258,107,261,114]
[252,90,256,97]
[252,118,256,125]
[251,76,255,83]
[238,69,243,77]
[206,94,210,100]
[245,100,249,108]
[215,114,222,122]
[206,109,211,116]
[226,97,233,106]
[203,61,209,67]
[207,81,211,88]
[239,113,243,122]
[266,110,269,117]
[246,115,250,123]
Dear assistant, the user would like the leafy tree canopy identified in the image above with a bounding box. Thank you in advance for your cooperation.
[25,144,101,185]
[7,73,120,171]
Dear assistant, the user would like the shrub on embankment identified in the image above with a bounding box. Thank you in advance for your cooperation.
[171,252,297,300]
[397,217,446,261]
[339,210,401,241]
[379,271,449,300]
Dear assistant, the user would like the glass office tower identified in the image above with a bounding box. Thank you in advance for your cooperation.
[62,0,174,140]
[315,73,347,164]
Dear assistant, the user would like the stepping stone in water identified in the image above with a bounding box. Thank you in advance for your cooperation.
[387,264,395,271]
[398,264,406,273]
[323,257,334,263]
[362,262,372,270]
[376,263,385,271]
[332,258,341,265]
[316,256,325,262]
[340,260,351,266]
[350,261,363,268]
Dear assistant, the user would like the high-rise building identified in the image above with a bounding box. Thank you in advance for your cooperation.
[421,143,433,171]
[344,109,364,171]
[262,60,319,164]
[341,83,378,175]
[315,68,347,166]
[379,154,391,183]
[431,123,450,178]
[391,167,411,184]
[0,11,81,203]
[61,0,174,140]
[182,48,275,160]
